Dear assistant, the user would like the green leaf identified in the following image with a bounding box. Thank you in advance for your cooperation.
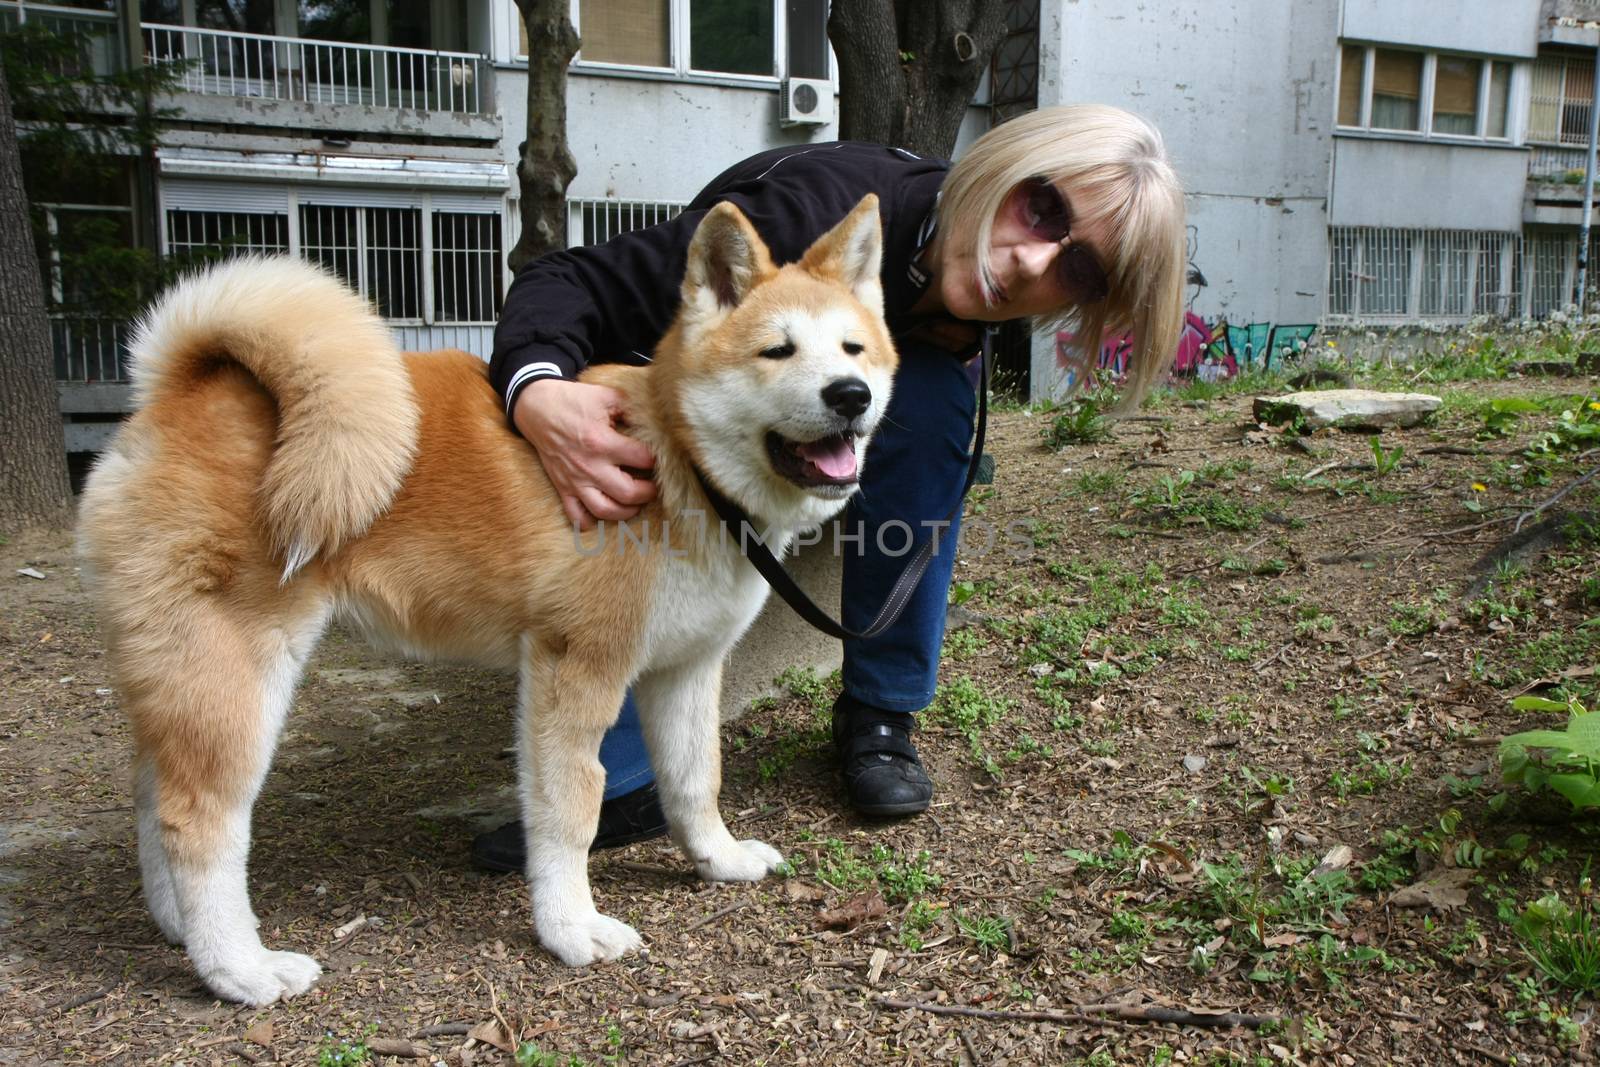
[1502,730,1579,754]
[1547,773,1600,810]
[1513,696,1573,713]
[1567,710,1600,761]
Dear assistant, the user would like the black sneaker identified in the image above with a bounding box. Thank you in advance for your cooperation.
[470,782,669,873]
[831,695,933,817]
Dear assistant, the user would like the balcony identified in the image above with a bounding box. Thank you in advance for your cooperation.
[143,24,489,117]
[0,4,492,122]
[1542,0,1600,45]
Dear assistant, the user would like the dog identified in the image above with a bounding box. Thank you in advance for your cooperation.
[77,195,897,1005]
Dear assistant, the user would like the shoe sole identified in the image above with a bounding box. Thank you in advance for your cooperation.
[852,799,931,818]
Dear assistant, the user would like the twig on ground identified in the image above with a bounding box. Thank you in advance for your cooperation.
[52,986,112,1012]
[874,995,1281,1030]
[411,1023,473,1039]
[688,901,749,931]
[1250,642,1293,673]
[1513,464,1600,533]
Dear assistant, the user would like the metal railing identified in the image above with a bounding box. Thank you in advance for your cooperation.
[142,23,487,114]
[565,197,687,247]
[52,316,130,384]
[1324,226,1600,322]
[1529,144,1590,181]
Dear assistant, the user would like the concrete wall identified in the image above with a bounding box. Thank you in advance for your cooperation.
[1330,139,1530,230]
[495,70,990,205]
[1341,0,1541,58]
[1029,0,1338,399]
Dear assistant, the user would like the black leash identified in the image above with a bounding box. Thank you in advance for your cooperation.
[695,327,993,641]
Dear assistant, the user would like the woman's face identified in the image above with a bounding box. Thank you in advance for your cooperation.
[936,179,1113,322]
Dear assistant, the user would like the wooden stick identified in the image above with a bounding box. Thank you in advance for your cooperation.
[873,995,1280,1030]
[1512,464,1600,533]
[688,901,748,931]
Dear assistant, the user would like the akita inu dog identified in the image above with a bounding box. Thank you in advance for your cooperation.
[77,195,896,1005]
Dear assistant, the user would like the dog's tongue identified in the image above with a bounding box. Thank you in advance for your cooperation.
[799,436,857,480]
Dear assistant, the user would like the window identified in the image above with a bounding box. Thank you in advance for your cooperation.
[166,209,290,258]
[1530,51,1594,146]
[1486,61,1511,139]
[299,204,422,319]
[1432,56,1480,135]
[1337,45,1364,126]
[433,212,503,322]
[546,0,827,80]
[1337,44,1513,141]
[565,197,685,247]
[577,0,670,67]
[1372,49,1422,131]
[1328,227,1518,320]
[166,198,501,327]
[689,0,773,75]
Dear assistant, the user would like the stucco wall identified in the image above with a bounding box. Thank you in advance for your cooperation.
[495,68,990,205]
[1330,139,1529,231]
[1340,0,1541,58]
[1034,0,1336,347]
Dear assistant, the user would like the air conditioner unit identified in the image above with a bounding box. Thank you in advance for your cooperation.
[779,76,834,127]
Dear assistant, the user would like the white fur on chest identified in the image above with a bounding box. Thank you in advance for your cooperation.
[640,534,791,671]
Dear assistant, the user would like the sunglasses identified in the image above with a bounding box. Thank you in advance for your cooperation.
[1014,178,1111,304]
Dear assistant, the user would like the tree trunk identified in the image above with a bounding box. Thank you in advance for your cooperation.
[829,0,1009,159]
[0,50,71,535]
[509,0,579,273]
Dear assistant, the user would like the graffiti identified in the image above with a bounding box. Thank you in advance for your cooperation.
[1055,315,1317,390]
[1052,228,1317,390]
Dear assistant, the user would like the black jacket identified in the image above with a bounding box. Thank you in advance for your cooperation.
[490,141,951,416]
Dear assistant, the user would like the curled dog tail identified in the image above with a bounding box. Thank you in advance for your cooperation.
[129,256,419,578]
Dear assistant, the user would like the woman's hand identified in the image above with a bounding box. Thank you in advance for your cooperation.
[512,378,657,530]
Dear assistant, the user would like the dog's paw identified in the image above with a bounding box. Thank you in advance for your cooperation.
[695,839,785,882]
[538,912,642,967]
[200,949,321,1006]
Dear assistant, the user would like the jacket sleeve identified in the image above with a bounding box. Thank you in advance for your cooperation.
[489,206,710,419]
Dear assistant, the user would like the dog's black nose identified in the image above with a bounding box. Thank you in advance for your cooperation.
[821,377,871,419]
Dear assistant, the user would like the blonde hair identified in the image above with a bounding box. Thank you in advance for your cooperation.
[937,104,1187,410]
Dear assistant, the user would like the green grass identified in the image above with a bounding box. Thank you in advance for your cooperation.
[927,675,1014,774]
[813,839,944,904]
[1513,886,1600,995]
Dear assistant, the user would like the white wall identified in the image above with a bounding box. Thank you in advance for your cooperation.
[495,69,990,204]
[1340,0,1541,58]
[1330,139,1529,230]
[1039,0,1337,325]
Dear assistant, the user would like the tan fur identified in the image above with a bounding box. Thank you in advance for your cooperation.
[78,197,899,1005]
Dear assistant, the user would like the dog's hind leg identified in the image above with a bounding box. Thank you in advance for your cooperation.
[133,754,184,944]
[518,638,642,966]
[126,600,330,1005]
[635,658,784,882]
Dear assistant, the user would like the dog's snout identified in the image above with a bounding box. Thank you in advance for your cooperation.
[821,377,871,419]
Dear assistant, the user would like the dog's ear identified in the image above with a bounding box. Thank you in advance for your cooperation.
[682,202,775,321]
[800,194,883,318]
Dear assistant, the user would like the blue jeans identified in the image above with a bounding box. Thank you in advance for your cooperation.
[598,338,977,795]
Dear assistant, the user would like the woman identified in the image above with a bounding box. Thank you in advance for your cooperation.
[473,104,1186,871]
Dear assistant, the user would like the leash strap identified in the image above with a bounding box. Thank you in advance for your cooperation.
[696,327,993,641]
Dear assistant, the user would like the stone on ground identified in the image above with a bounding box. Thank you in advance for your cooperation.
[1253,388,1441,432]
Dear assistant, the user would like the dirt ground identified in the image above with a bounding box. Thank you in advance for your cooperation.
[2,359,1599,1066]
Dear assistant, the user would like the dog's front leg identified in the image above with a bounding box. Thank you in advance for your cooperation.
[518,639,641,966]
[635,658,784,882]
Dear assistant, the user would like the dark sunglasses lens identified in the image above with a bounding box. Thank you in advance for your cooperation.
[1022,180,1071,242]
[1058,245,1109,304]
